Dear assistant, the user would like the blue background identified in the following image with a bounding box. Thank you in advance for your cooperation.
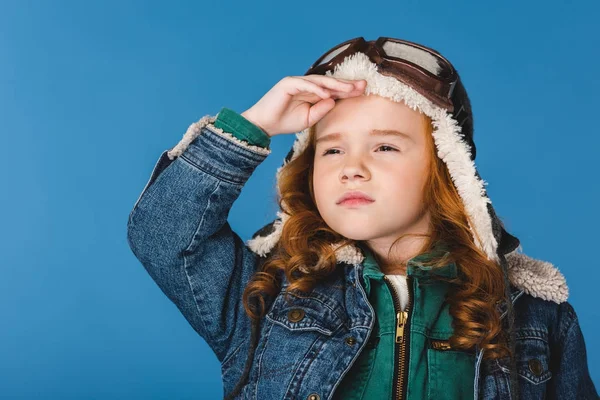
[1,0,598,398]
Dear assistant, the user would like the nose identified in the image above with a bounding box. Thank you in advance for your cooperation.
[339,154,370,182]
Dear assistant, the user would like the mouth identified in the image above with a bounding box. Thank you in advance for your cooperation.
[338,198,375,207]
[336,190,375,205]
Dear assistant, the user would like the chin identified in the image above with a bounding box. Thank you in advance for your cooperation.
[330,227,375,241]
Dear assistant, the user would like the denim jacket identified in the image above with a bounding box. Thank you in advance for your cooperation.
[127,115,598,399]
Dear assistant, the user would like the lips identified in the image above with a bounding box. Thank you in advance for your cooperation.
[336,190,375,204]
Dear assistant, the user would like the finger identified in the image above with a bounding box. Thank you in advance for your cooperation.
[315,75,366,88]
[284,77,332,99]
[294,91,328,103]
[328,85,366,99]
[299,75,359,92]
[307,98,336,127]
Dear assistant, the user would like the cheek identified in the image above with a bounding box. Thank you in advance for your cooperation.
[384,165,427,200]
[312,169,332,205]
[312,170,342,220]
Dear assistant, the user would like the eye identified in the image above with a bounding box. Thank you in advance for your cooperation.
[377,145,398,152]
[321,145,399,156]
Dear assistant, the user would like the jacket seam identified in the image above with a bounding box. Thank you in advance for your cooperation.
[179,152,247,186]
[181,179,222,346]
[282,335,324,398]
[279,291,346,323]
[254,322,275,400]
[515,334,548,344]
[222,338,245,370]
[559,313,579,346]
[204,123,271,157]
[327,267,376,400]
[558,303,577,343]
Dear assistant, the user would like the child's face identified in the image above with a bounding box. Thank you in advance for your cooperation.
[313,94,431,253]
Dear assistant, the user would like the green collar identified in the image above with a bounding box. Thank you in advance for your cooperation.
[360,242,457,280]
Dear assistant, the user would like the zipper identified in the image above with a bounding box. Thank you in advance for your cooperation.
[383,275,413,400]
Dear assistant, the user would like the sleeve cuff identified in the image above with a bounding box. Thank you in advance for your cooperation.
[214,107,271,149]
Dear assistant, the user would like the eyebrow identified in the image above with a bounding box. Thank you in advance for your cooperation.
[315,129,413,145]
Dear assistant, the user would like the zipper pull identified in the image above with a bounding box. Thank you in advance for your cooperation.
[395,311,408,343]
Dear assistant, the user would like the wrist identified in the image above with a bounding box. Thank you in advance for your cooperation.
[241,109,271,137]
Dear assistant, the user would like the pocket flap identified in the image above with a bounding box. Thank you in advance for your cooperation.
[266,291,344,336]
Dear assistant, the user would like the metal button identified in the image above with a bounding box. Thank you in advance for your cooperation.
[287,308,305,322]
[345,336,357,346]
[528,359,543,376]
[307,394,320,400]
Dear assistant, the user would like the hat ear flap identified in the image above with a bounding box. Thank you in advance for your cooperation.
[251,219,280,240]
[486,202,520,256]
[284,147,295,164]
[450,75,476,161]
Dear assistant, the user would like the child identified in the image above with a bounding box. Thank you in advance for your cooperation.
[127,37,598,399]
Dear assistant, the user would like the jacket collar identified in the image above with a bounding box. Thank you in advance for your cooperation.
[356,242,527,320]
[337,242,567,305]
[360,241,457,281]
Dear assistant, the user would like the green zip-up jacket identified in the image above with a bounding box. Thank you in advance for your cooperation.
[333,243,475,399]
[212,107,475,399]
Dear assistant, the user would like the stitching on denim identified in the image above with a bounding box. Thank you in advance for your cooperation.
[516,335,549,344]
[494,359,512,399]
[519,369,552,385]
[222,339,245,370]
[558,303,578,343]
[179,152,247,186]
[328,266,376,399]
[205,123,271,156]
[278,290,346,323]
[285,335,325,396]
[255,322,275,399]
[181,180,221,346]
[265,314,334,336]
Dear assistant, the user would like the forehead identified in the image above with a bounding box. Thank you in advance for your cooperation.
[315,128,415,145]
[313,95,426,144]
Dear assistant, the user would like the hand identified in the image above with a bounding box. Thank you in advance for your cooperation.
[240,75,366,137]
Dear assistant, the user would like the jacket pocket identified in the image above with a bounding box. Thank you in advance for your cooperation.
[494,329,553,399]
[427,339,476,399]
[497,330,553,385]
[515,338,553,384]
[265,290,345,336]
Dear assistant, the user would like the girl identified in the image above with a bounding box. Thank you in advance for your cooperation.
[127,37,597,399]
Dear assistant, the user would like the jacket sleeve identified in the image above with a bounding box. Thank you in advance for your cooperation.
[548,301,599,399]
[126,109,271,363]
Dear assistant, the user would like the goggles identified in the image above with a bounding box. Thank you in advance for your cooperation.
[304,36,461,114]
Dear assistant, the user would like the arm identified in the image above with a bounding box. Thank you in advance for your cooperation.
[126,107,271,363]
[548,301,599,399]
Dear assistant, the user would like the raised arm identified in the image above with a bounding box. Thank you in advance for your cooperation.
[126,108,271,363]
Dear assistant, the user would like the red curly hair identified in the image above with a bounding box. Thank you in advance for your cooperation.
[242,111,512,360]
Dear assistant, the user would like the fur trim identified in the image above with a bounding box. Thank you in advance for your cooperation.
[167,114,216,160]
[248,236,568,304]
[246,211,289,257]
[505,248,569,304]
[167,114,271,161]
